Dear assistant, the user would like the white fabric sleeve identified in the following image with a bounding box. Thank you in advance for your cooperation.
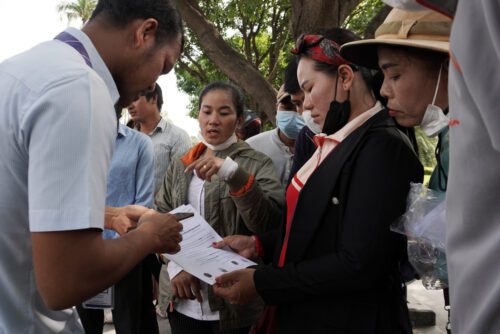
[167,260,184,279]
[25,73,116,232]
[217,157,238,181]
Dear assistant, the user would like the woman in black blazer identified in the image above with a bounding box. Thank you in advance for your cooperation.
[213,29,423,334]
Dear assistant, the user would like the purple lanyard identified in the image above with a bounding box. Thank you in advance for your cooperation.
[54,31,93,68]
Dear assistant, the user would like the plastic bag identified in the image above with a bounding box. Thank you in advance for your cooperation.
[391,183,448,290]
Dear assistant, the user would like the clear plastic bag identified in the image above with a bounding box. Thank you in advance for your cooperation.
[391,183,448,290]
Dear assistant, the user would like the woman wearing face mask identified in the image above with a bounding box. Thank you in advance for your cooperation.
[342,8,452,331]
[155,81,284,334]
[211,29,423,333]
[247,85,305,187]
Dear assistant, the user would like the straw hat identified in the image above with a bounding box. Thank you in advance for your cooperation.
[340,8,451,69]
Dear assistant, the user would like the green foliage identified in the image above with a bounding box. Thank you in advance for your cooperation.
[343,0,385,37]
[56,0,96,26]
[176,0,293,118]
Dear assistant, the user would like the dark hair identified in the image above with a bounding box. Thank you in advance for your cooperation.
[198,81,245,117]
[89,0,183,46]
[141,83,163,111]
[279,96,296,110]
[153,84,164,110]
[236,110,261,140]
[284,58,301,95]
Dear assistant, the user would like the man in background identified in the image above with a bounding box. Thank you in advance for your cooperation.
[247,85,305,187]
[128,83,192,194]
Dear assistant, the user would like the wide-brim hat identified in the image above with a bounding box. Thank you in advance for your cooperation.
[340,8,451,69]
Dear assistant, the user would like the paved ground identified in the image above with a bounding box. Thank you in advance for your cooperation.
[408,280,448,334]
[103,280,447,333]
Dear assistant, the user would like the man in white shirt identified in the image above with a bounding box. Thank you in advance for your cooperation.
[0,0,184,332]
[128,83,192,194]
[247,86,305,187]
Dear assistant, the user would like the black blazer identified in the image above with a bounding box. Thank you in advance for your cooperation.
[255,110,423,333]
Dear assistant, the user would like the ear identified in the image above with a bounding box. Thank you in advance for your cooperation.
[337,64,355,91]
[236,115,244,127]
[150,94,158,106]
[133,18,159,49]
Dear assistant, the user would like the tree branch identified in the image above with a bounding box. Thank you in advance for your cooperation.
[174,0,278,123]
[183,52,208,82]
[364,5,391,38]
[178,59,208,84]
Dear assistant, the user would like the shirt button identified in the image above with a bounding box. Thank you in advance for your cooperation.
[332,197,340,205]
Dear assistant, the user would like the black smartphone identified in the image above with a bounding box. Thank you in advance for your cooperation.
[174,212,194,221]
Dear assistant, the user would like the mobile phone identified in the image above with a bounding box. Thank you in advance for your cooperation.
[174,212,194,221]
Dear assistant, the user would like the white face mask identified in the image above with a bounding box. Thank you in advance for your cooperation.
[302,110,322,135]
[420,66,449,137]
[198,132,238,151]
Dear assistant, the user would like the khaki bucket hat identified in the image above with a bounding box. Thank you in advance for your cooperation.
[340,8,451,69]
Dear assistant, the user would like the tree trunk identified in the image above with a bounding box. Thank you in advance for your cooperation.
[174,0,278,124]
[364,5,391,38]
[290,0,362,39]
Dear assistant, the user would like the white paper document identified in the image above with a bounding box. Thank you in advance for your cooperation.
[164,204,256,285]
[82,286,114,309]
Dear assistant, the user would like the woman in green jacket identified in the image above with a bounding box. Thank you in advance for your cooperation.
[155,81,284,334]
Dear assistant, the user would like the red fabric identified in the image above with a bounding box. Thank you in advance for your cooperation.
[450,51,462,75]
[278,177,302,267]
[229,174,255,197]
[291,34,351,67]
[180,142,207,166]
[249,305,278,334]
[252,178,302,334]
[253,235,265,259]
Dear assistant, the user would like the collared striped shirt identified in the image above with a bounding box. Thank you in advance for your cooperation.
[144,118,192,193]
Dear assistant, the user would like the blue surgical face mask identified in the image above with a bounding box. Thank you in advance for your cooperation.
[276,111,305,140]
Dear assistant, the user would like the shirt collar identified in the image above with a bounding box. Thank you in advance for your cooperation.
[314,101,384,146]
[65,27,120,105]
[155,118,168,133]
[117,123,128,137]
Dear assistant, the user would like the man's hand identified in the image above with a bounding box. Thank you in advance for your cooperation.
[212,235,256,259]
[105,205,149,234]
[184,149,225,181]
[213,268,257,305]
[171,271,202,302]
[110,215,136,235]
[137,210,183,254]
[121,204,150,221]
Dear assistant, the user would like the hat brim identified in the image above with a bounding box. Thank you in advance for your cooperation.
[340,39,449,69]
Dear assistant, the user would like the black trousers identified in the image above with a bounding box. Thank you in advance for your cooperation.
[77,258,159,334]
[168,309,250,334]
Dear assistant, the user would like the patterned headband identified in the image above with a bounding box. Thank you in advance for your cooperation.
[291,34,351,67]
